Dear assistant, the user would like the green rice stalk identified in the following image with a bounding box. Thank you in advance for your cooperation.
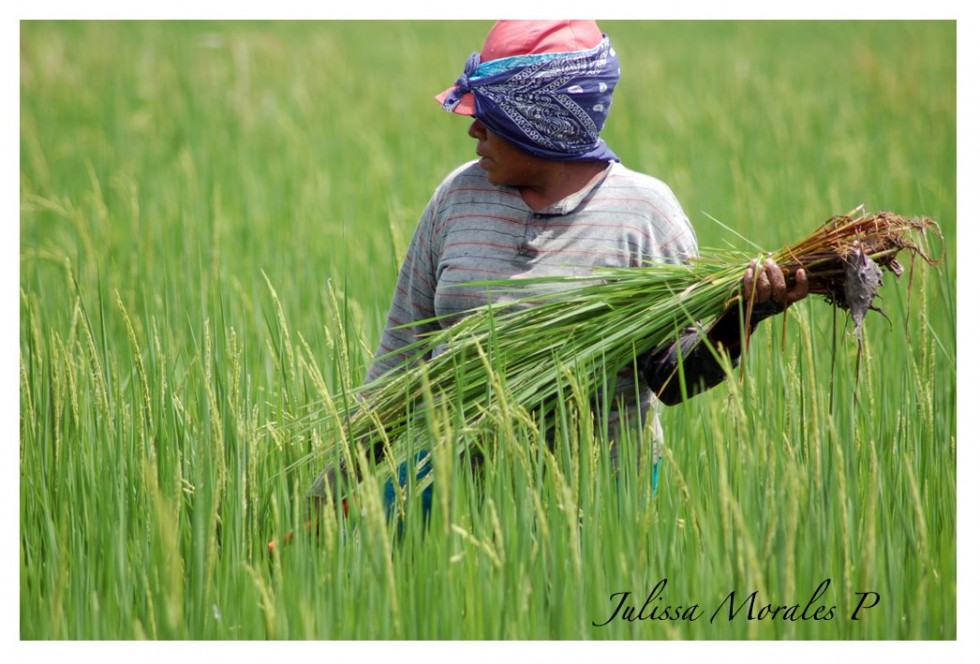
[287,207,940,485]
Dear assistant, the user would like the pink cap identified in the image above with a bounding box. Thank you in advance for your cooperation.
[436,20,604,116]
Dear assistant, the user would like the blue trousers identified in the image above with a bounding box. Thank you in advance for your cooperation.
[382,453,662,520]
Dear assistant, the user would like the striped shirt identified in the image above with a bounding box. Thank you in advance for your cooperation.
[366,160,700,455]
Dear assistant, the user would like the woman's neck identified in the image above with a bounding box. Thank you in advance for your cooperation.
[519,160,609,212]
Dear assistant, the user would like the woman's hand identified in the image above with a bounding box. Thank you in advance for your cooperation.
[743,258,809,309]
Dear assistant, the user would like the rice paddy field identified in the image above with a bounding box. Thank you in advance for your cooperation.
[19,20,957,645]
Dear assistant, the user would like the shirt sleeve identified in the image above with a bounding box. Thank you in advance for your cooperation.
[642,325,739,405]
[643,297,787,405]
[631,180,740,405]
[364,194,443,384]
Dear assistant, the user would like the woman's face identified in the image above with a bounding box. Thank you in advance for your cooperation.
[468,118,547,189]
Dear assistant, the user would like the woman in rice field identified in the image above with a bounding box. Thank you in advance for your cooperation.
[303,20,807,530]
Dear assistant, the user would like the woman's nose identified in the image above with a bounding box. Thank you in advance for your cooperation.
[468,119,486,140]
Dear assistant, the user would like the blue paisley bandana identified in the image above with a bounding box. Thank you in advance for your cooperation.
[441,36,621,162]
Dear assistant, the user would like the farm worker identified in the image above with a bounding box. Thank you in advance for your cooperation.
[303,20,807,529]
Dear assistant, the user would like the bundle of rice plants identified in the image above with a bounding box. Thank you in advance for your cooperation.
[287,207,940,496]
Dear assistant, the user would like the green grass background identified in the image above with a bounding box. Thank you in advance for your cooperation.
[20,20,956,640]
